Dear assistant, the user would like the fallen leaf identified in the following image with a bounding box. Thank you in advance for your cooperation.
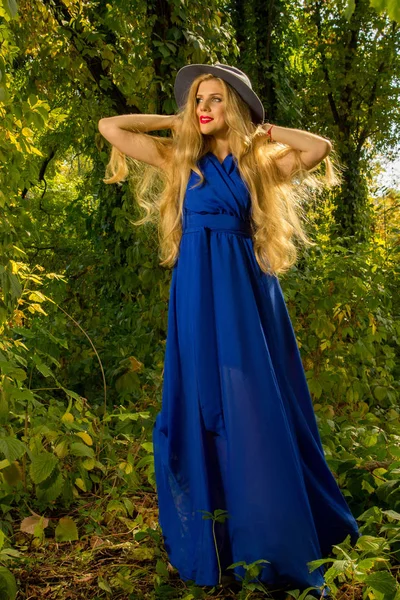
[20,515,49,535]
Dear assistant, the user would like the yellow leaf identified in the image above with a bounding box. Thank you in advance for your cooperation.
[54,440,69,459]
[82,458,95,470]
[76,432,93,446]
[119,461,133,474]
[30,146,44,157]
[75,478,86,492]
[61,412,74,423]
[13,340,29,351]
[320,339,330,351]
[12,245,27,256]
[131,546,155,560]
[9,260,20,274]
[362,479,375,494]
[28,303,48,315]
[325,405,335,418]
[28,291,46,303]
[22,127,33,137]
[128,356,143,372]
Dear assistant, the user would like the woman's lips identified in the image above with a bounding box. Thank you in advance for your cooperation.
[200,116,214,123]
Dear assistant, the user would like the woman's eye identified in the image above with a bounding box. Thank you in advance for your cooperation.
[196,98,221,103]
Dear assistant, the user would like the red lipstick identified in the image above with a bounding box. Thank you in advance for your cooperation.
[200,116,214,124]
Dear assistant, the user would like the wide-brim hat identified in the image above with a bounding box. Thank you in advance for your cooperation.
[174,62,265,125]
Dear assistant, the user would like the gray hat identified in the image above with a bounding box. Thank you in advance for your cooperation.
[174,62,265,125]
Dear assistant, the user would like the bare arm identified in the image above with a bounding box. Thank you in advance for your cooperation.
[98,114,179,169]
[262,123,332,179]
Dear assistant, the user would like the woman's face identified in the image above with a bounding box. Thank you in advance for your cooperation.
[195,79,229,137]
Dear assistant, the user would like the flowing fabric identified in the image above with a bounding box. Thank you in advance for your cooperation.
[152,151,360,591]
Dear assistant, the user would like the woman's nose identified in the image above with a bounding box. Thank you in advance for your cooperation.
[200,100,211,111]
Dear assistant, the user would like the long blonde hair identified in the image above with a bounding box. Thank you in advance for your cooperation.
[102,73,342,275]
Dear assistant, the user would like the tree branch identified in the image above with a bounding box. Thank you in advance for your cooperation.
[42,0,137,116]
[340,0,362,116]
[314,0,341,127]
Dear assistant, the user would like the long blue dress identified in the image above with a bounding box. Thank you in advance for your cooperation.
[152,151,360,591]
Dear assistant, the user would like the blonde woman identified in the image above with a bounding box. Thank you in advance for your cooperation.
[98,63,359,596]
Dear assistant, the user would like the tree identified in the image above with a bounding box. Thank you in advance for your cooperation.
[292,0,399,239]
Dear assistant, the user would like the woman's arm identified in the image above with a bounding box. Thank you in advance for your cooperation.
[98,114,178,169]
[262,122,332,178]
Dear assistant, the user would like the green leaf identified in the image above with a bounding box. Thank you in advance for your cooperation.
[0,394,9,424]
[70,442,94,459]
[2,462,22,486]
[364,570,397,600]
[104,411,150,422]
[0,566,17,600]
[0,437,26,462]
[32,355,53,378]
[0,361,26,381]
[98,577,112,593]
[7,273,22,300]
[62,388,82,401]
[344,0,355,20]
[29,452,59,484]
[36,471,64,503]
[7,387,35,402]
[3,0,19,20]
[106,500,126,514]
[363,434,378,447]
[55,517,79,542]
[357,558,378,571]
[388,445,400,458]
[356,535,387,552]
[141,442,153,453]
[0,308,7,326]
[155,559,169,577]
[382,510,400,521]
[115,371,139,393]
[357,506,382,522]
[370,0,400,22]
[373,386,388,401]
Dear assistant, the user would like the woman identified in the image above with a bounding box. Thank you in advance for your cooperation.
[98,63,360,595]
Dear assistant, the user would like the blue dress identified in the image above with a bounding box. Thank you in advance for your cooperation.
[152,151,360,591]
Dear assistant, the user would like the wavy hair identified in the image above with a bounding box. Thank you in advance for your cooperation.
[102,73,342,275]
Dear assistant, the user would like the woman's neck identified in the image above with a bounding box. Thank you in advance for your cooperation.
[209,138,231,159]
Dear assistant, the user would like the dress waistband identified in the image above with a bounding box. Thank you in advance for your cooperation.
[182,212,252,236]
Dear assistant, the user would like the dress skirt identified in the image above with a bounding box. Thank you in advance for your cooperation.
[152,152,360,590]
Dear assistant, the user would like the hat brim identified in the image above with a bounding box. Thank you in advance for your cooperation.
[174,64,265,125]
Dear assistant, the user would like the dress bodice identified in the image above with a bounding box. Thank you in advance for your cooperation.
[183,152,252,222]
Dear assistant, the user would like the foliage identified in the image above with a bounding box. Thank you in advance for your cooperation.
[282,199,399,413]
[284,0,400,238]
[346,0,400,23]
[0,0,400,597]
